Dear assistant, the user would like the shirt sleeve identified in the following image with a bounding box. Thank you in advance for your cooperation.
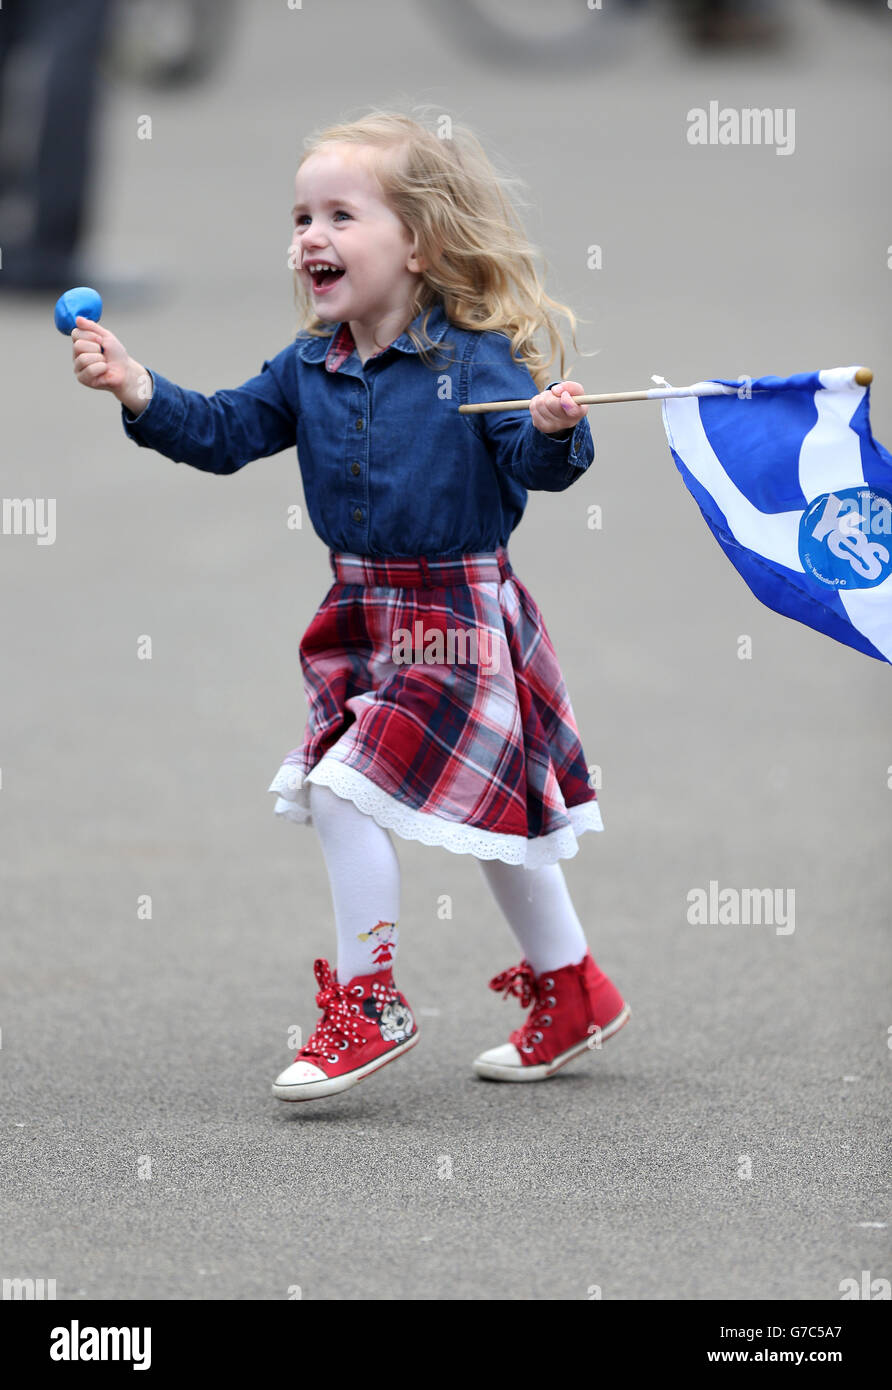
[120,344,298,475]
[462,334,594,492]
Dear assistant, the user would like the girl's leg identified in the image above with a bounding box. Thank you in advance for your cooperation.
[308,780,401,981]
[477,859,588,975]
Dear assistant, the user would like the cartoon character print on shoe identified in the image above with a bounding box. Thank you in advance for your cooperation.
[362,973,416,1045]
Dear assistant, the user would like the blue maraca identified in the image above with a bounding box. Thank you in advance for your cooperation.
[54,286,103,335]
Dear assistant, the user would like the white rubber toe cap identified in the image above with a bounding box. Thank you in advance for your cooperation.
[475,1042,523,1068]
[274,1060,328,1087]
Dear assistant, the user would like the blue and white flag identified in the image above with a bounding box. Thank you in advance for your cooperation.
[660,367,892,663]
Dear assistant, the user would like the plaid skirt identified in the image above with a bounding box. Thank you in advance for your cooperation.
[267,546,603,867]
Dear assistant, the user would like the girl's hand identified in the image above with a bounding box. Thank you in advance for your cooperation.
[71,316,153,414]
[71,316,130,392]
[530,380,589,434]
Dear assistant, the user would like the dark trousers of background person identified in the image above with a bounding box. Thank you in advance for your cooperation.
[0,0,111,289]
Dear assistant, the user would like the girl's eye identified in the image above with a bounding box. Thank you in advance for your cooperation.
[294,211,351,226]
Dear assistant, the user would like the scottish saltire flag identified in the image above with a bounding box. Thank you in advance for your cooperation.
[660,367,892,663]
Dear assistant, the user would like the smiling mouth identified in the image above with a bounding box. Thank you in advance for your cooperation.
[307,265,346,291]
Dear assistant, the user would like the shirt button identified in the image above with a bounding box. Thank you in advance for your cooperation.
[352,507,362,522]
[355,417,364,431]
[350,462,360,475]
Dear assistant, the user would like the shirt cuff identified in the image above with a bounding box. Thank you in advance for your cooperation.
[120,369,184,446]
[528,387,590,474]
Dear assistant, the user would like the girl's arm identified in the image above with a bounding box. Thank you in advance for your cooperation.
[462,332,594,493]
[71,317,296,475]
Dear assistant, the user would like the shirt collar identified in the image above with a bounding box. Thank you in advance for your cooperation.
[294,299,452,367]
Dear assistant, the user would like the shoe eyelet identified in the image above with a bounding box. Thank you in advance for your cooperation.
[545,995,556,1007]
[338,1041,348,1050]
[327,1053,339,1064]
[531,1030,544,1044]
[540,1015,552,1026]
[543,978,554,989]
[351,985,364,996]
[351,1003,360,1013]
[520,1043,535,1054]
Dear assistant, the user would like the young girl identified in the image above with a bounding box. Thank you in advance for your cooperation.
[71,108,631,1103]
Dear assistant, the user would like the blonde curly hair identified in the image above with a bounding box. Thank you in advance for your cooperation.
[291,104,593,390]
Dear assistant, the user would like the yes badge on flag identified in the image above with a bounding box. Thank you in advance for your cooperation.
[660,367,892,663]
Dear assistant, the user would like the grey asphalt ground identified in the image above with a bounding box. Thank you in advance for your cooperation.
[1,0,890,1302]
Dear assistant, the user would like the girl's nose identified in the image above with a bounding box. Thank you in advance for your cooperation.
[292,231,316,256]
[296,234,327,259]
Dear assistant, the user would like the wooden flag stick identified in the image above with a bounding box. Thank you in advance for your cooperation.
[457,367,874,415]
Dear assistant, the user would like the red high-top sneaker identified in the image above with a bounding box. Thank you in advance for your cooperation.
[272,958,419,1102]
[473,950,630,1081]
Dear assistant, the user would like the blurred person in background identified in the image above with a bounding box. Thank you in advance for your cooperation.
[422,0,788,79]
[0,0,112,294]
[0,0,230,300]
[677,0,786,47]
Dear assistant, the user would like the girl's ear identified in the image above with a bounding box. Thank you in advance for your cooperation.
[407,233,427,274]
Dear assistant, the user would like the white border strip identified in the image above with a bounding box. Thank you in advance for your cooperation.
[269,757,603,868]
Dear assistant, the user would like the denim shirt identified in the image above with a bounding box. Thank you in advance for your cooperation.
[120,298,594,559]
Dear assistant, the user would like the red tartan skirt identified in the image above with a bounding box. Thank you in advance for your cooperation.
[267,546,603,866]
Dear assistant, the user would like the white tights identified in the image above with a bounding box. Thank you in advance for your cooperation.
[308,781,588,981]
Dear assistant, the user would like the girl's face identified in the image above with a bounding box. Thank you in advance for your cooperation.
[291,145,425,324]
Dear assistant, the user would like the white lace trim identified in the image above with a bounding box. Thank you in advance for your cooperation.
[267,756,603,867]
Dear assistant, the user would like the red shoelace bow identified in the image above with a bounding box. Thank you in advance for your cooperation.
[489,959,559,1051]
[488,959,538,1009]
[301,958,367,1058]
